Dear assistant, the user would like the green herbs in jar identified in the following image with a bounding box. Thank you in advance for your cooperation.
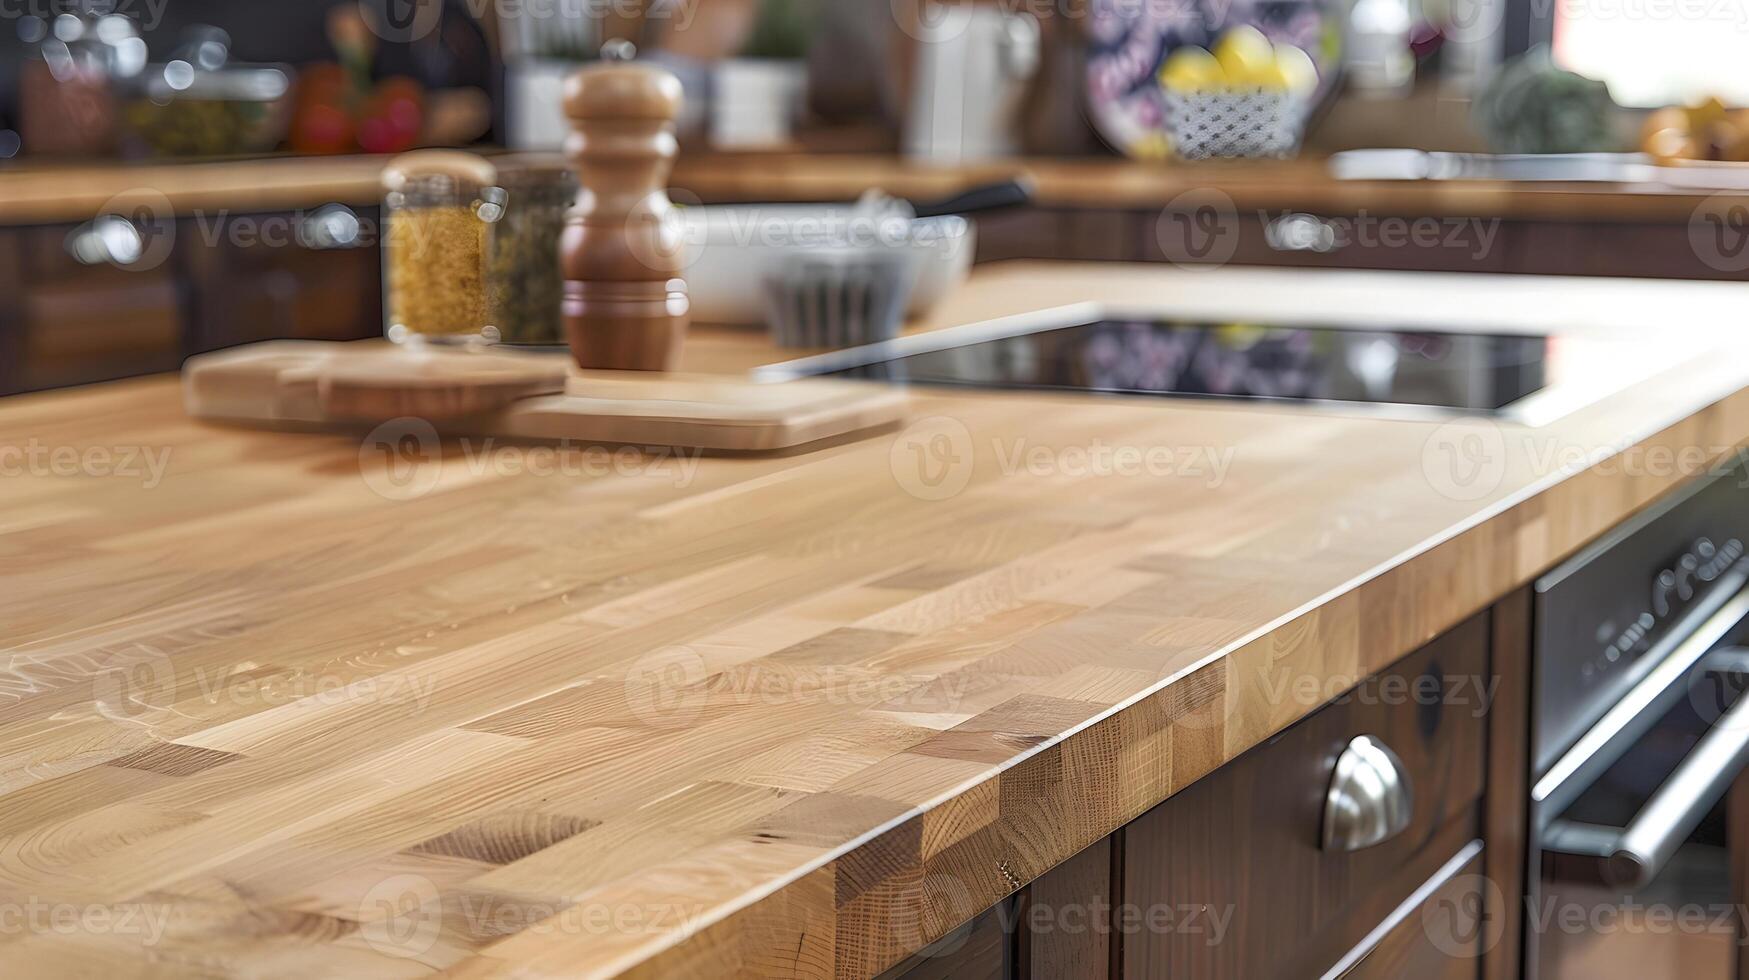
[486,157,576,346]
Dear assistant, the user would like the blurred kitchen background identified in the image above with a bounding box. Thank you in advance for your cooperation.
[2,0,1746,395]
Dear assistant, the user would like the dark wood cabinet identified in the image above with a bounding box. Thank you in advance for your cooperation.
[0,206,381,396]
[1337,846,1488,979]
[0,231,19,395]
[1118,611,1490,979]
[878,898,1016,980]
[184,205,382,352]
[1144,210,1513,274]
[1018,837,1113,980]
[973,206,1742,281]
[879,842,1116,980]
[4,221,188,394]
[888,598,1531,980]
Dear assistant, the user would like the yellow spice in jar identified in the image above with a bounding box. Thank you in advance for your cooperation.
[386,205,488,337]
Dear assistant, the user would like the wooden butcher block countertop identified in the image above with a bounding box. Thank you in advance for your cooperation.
[6,263,1749,978]
[0,152,1735,226]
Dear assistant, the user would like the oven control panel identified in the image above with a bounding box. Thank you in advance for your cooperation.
[1534,460,1749,778]
[1586,536,1746,682]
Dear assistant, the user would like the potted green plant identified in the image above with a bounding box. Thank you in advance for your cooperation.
[712,0,817,148]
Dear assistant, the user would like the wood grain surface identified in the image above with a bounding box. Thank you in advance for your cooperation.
[4,263,1749,978]
[0,153,1733,227]
[182,341,911,452]
[0,155,392,227]
[671,155,1736,223]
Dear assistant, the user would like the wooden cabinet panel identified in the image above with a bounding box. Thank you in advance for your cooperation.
[1483,589,1532,980]
[1337,845,1486,980]
[881,898,1015,980]
[1019,838,1113,980]
[22,276,182,373]
[1508,221,1744,280]
[1729,767,1749,980]
[185,206,382,351]
[974,208,1145,265]
[1062,210,1144,262]
[974,208,1074,264]
[1119,610,1492,979]
[1,207,381,394]
[1135,206,1732,279]
[1141,209,1513,274]
[8,223,187,393]
[0,229,23,395]
[889,606,1514,980]
[882,839,1116,980]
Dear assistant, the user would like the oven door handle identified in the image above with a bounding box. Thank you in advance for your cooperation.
[1545,648,1749,890]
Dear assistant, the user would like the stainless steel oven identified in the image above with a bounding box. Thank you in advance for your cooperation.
[1529,459,1749,977]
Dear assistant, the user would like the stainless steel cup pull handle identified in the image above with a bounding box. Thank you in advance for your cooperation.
[298,204,364,250]
[1323,735,1414,852]
[1266,212,1338,253]
[65,215,146,267]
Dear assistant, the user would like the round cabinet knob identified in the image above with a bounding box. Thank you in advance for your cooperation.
[298,204,364,250]
[1322,735,1413,852]
[1265,212,1338,253]
[66,215,145,267]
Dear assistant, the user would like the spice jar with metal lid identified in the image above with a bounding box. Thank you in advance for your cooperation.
[381,150,503,344]
[485,154,577,347]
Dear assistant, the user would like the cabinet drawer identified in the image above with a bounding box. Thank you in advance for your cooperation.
[1508,221,1736,279]
[185,206,382,351]
[1145,210,1512,273]
[880,839,1116,980]
[974,208,1145,264]
[11,225,187,392]
[878,897,1015,980]
[1120,610,1492,978]
[1336,842,1484,980]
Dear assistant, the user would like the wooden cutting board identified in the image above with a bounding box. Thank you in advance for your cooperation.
[183,341,908,452]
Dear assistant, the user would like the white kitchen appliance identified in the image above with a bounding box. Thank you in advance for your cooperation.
[903,7,1040,162]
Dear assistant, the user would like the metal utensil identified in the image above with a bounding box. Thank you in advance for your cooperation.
[762,250,919,350]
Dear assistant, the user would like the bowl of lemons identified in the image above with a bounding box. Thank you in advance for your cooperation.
[1158,27,1321,160]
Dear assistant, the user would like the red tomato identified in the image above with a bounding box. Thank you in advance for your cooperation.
[290,101,355,155]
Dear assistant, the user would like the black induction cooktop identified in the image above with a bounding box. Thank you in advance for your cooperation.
[757,312,1568,415]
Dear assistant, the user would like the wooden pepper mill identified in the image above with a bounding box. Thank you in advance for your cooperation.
[560,56,690,371]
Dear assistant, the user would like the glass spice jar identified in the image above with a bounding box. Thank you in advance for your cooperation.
[381,150,503,344]
[485,155,577,347]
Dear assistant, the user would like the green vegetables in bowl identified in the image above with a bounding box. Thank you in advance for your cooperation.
[1475,48,1621,154]
[122,64,292,158]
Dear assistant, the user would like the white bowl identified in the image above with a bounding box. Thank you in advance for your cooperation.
[679,205,975,326]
